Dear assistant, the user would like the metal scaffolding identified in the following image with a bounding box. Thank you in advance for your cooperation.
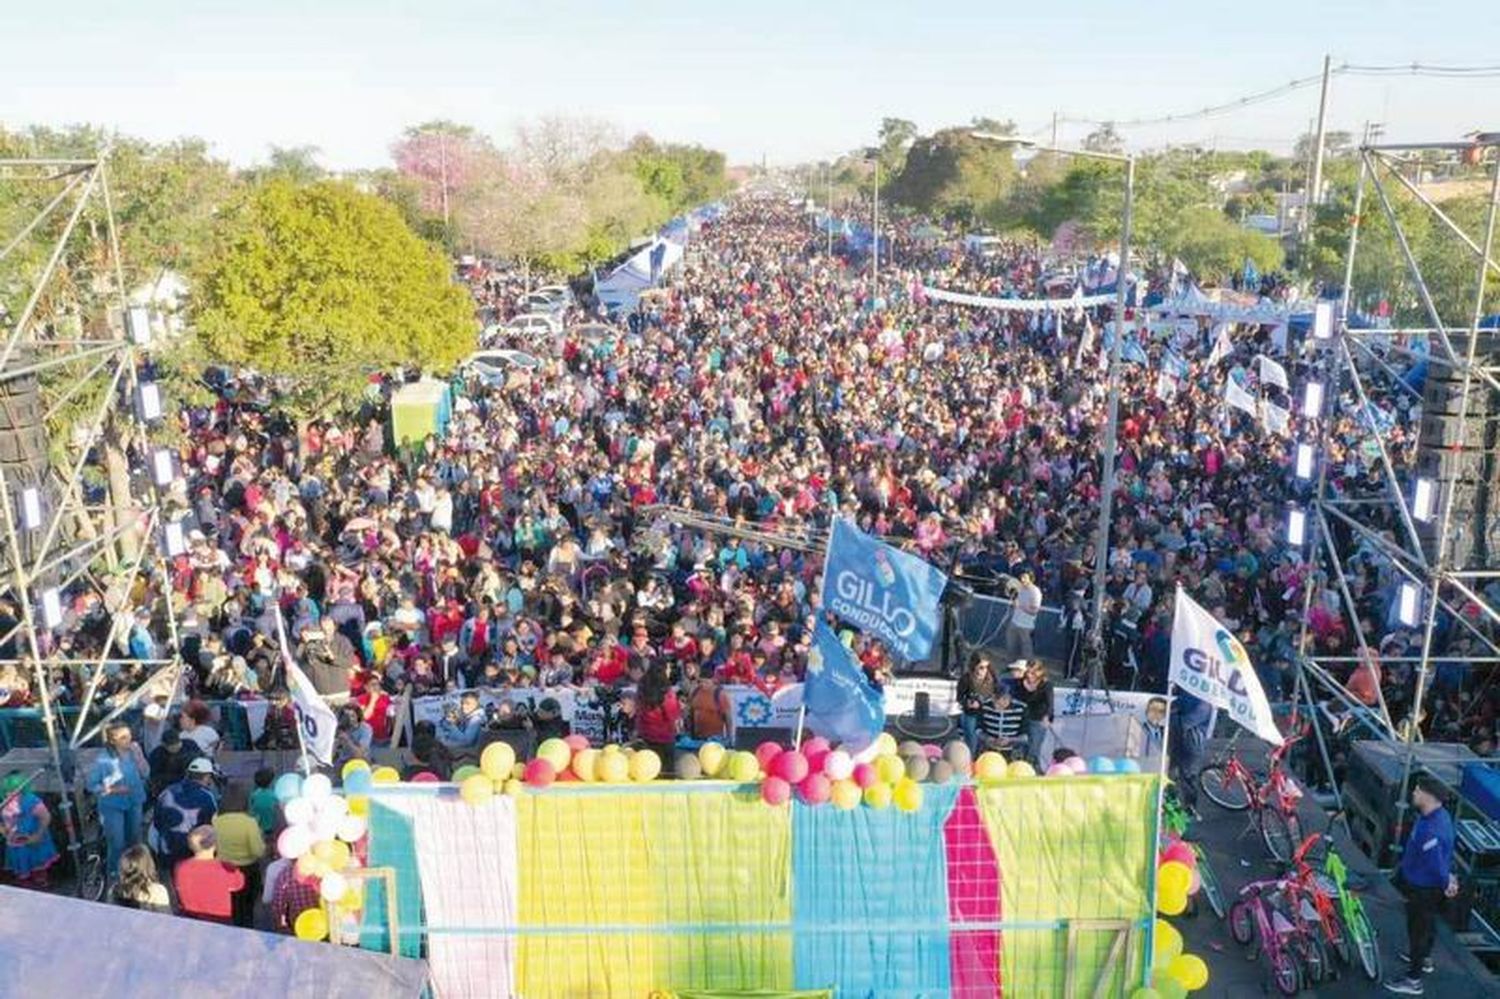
[0,154,182,891]
[1294,134,1500,820]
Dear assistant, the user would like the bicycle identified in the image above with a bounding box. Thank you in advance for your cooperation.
[1161,787,1227,920]
[1228,878,1305,995]
[68,792,109,903]
[1198,731,1305,862]
[1322,836,1381,981]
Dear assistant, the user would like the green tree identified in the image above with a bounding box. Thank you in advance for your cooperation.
[191,179,475,412]
[888,128,1017,224]
[256,144,326,185]
[1082,123,1125,156]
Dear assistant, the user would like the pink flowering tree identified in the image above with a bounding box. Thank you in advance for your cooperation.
[390,121,492,228]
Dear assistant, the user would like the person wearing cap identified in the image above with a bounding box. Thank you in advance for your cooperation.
[150,756,220,868]
[174,825,244,925]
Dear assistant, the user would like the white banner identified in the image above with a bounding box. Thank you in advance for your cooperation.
[1224,376,1258,415]
[922,285,1114,312]
[1260,398,1291,436]
[1168,589,1283,744]
[1258,354,1290,391]
[274,608,337,765]
[1053,687,1168,724]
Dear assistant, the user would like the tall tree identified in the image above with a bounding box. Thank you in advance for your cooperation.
[1082,123,1125,156]
[390,121,491,240]
[888,128,1017,224]
[260,145,326,185]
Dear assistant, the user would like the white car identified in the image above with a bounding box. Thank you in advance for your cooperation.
[523,287,571,315]
[483,313,560,347]
[459,349,542,386]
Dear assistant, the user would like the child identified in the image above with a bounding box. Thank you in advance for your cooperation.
[248,768,279,837]
[174,825,245,924]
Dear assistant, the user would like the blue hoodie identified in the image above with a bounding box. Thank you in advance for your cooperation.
[1399,806,1455,890]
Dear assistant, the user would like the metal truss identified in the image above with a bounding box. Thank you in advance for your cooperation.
[1292,134,1500,815]
[0,155,182,886]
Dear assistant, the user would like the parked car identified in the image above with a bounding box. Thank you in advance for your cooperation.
[482,313,560,347]
[459,349,542,386]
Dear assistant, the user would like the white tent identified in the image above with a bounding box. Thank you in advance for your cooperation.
[595,238,684,312]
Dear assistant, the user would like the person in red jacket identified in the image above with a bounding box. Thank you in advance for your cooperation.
[634,662,682,774]
[174,825,244,924]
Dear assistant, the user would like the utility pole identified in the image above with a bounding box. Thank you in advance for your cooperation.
[1306,54,1333,245]
[438,129,450,229]
[826,163,833,256]
[1051,111,1059,149]
[872,161,880,294]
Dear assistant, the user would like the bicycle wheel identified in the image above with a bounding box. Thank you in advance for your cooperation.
[1193,847,1228,920]
[1260,808,1300,863]
[1229,900,1256,946]
[1269,946,1301,996]
[1199,766,1251,811]
[1344,903,1381,981]
[1297,932,1329,985]
[80,848,107,902]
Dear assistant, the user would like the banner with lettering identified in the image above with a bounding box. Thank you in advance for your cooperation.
[820,518,948,661]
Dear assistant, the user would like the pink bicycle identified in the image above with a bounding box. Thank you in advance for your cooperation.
[1228,876,1322,995]
[1198,732,1306,862]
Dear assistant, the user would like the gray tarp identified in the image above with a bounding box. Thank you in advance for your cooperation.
[0,886,429,998]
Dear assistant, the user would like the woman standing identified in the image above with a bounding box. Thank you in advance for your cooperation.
[84,722,149,879]
[1014,660,1054,768]
[635,662,682,773]
[111,844,170,913]
[2,772,58,887]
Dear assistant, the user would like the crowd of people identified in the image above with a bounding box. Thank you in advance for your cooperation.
[2,186,1497,922]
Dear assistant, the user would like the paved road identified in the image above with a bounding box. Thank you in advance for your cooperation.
[1181,741,1500,996]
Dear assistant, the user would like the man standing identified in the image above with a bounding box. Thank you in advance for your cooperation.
[1007,572,1042,662]
[1384,777,1458,994]
[151,757,220,869]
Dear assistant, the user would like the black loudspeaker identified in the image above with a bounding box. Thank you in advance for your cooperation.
[1417,337,1500,567]
[0,355,52,575]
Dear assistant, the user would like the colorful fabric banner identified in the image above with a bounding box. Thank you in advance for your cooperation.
[943,787,1001,998]
[820,518,948,661]
[1169,587,1283,744]
[803,622,885,752]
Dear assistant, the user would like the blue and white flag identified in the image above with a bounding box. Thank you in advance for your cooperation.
[274,607,337,766]
[804,621,886,752]
[820,518,948,661]
[1162,350,1190,380]
[1122,336,1150,366]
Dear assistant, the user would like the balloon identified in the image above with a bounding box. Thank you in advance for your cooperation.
[502,778,523,797]
[555,769,579,783]
[1046,763,1074,777]
[929,760,954,784]
[320,872,349,903]
[311,812,341,843]
[512,762,527,780]
[312,838,339,864]
[347,795,369,817]
[761,776,792,806]
[851,762,878,788]
[1006,760,1037,778]
[675,752,703,780]
[1089,756,1116,774]
[461,773,495,806]
[875,754,905,785]
[571,748,600,782]
[822,749,854,781]
[904,755,930,782]
[409,771,440,783]
[1154,919,1183,965]
[537,738,572,772]
[343,768,373,795]
[1188,867,1202,896]
[294,907,329,941]
[597,752,630,784]
[273,772,303,803]
[564,734,590,753]
[728,751,761,783]
[481,742,517,781]
[893,777,924,812]
[974,752,1009,781]
[798,773,831,805]
[282,796,313,827]
[755,741,784,772]
[1157,861,1193,899]
[802,736,831,758]
[336,814,367,843]
[830,778,862,810]
[1156,980,1187,999]
[1157,886,1188,916]
[698,742,727,777]
[863,782,892,809]
[772,750,809,784]
[341,759,371,780]
[371,766,401,785]
[1160,842,1196,869]
[872,732,898,757]
[804,748,830,777]
[318,794,349,819]
[452,764,481,784]
[1116,758,1142,774]
[629,750,663,782]
[922,743,943,760]
[338,883,365,912]
[1166,954,1208,991]
[897,740,925,759]
[944,740,973,767]
[295,853,326,882]
[1064,756,1089,774]
[278,824,313,860]
[524,759,558,788]
[302,773,333,803]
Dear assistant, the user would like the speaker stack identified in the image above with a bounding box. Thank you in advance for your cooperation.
[1416,334,1500,568]
[0,351,52,575]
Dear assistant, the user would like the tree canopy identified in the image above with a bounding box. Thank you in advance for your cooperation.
[191,179,476,410]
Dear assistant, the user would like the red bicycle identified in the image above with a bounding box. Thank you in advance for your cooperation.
[1198,732,1305,862]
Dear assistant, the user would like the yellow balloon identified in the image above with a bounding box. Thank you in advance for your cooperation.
[341,758,371,780]
[893,777,924,813]
[1154,919,1183,966]
[327,839,352,870]
[347,795,369,817]
[312,839,338,863]
[1157,886,1188,916]
[602,743,623,755]
[502,778,524,797]
[371,766,401,785]
[873,732,898,757]
[629,749,662,782]
[295,853,325,881]
[294,907,329,941]
[1005,759,1037,778]
[830,779,862,810]
[537,738,572,771]
[863,783,892,809]
[1167,953,1209,991]
[512,762,527,780]
[875,754,906,785]
[1157,860,1192,899]
[698,741,727,777]
[338,883,365,912]
[571,748,599,782]
[460,773,494,806]
[727,751,761,783]
[597,752,631,784]
[974,752,1008,781]
[480,742,517,781]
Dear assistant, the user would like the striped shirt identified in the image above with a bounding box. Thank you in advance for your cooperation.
[980,701,1026,741]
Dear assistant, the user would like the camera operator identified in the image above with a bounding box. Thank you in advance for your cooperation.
[437,691,485,755]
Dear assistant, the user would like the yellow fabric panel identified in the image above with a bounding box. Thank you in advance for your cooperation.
[515,788,793,999]
[974,775,1158,997]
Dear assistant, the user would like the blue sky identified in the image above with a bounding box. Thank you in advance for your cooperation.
[3,1,1497,169]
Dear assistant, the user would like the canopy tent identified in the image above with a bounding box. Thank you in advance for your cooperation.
[390,378,452,448]
[1147,284,1296,324]
[0,886,428,997]
[596,237,684,312]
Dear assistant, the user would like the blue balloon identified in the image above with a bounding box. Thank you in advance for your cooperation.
[273,772,303,803]
[343,768,374,795]
[1088,756,1116,774]
[1115,758,1142,774]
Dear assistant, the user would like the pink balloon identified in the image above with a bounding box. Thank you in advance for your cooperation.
[410,771,440,783]
[761,776,792,806]
[772,750,809,784]
[1064,756,1089,774]
[1161,842,1197,869]
[755,741,784,772]
[524,758,557,788]
[923,744,943,760]
[804,749,829,775]
[798,773,832,805]
[1189,865,1203,896]
[801,737,831,759]
[1046,763,1075,777]
[851,762,878,789]
[564,734,590,753]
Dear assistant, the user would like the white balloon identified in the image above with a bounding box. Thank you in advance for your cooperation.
[311,812,341,842]
[335,814,367,844]
[822,750,854,781]
[319,872,348,903]
[317,795,349,820]
[283,797,314,827]
[277,824,312,860]
[302,773,333,803]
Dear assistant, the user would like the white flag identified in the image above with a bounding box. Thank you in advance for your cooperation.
[1206,324,1234,367]
[1155,370,1179,401]
[1224,377,1258,416]
[1260,398,1291,435]
[274,608,338,766]
[1258,354,1289,391]
[1169,588,1283,745]
[1075,317,1096,368]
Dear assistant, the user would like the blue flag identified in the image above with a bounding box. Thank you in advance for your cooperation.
[804,621,886,751]
[1122,337,1150,366]
[820,518,948,660]
[1162,349,1189,379]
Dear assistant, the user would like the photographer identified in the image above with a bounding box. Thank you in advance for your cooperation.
[437,691,485,754]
